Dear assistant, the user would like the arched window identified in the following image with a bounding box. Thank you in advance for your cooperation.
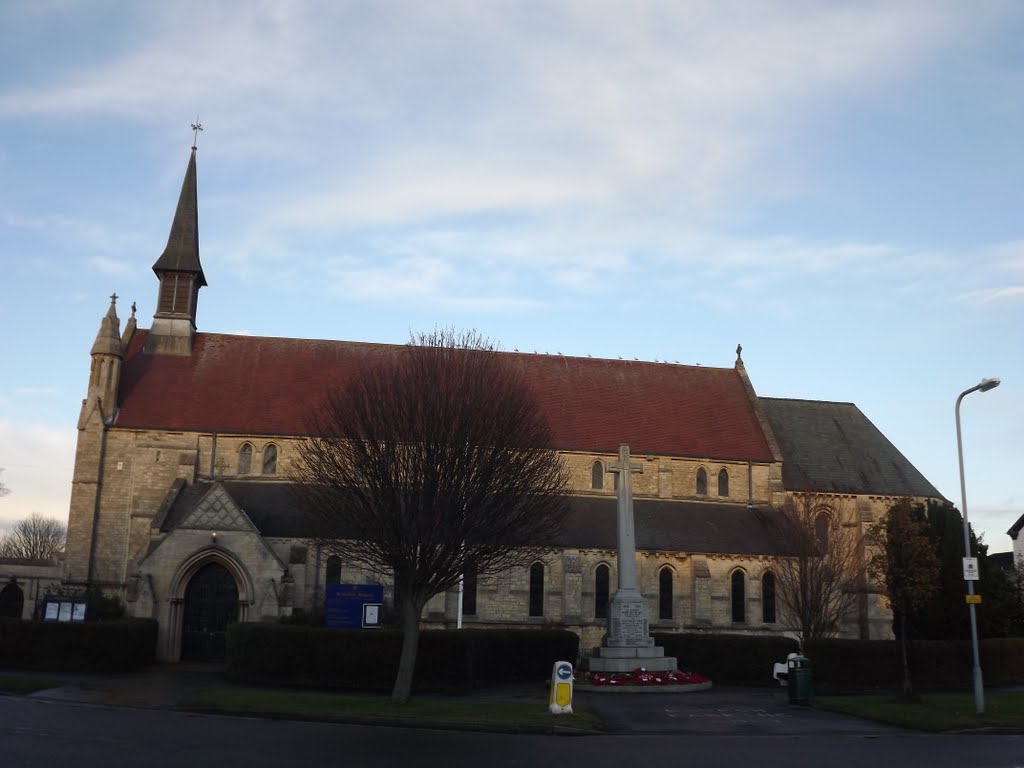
[594,564,610,619]
[762,571,776,623]
[815,512,830,552]
[0,580,24,619]
[462,563,477,616]
[262,444,278,475]
[238,443,252,475]
[731,570,746,623]
[529,562,545,617]
[325,556,342,586]
[591,461,604,490]
[659,567,673,620]
[718,468,729,497]
[696,468,708,496]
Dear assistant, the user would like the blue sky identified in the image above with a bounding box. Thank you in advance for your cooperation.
[0,1,1021,552]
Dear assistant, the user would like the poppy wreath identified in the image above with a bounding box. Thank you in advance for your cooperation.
[581,668,709,686]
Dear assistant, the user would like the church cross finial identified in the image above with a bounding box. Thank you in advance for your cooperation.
[191,116,203,150]
[110,292,118,305]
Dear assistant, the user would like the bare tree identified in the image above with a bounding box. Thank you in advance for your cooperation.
[292,329,569,704]
[868,497,941,698]
[0,512,67,560]
[773,493,864,642]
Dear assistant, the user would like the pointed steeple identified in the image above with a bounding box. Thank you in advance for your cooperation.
[152,148,206,285]
[82,294,124,425]
[147,147,207,355]
[90,293,124,357]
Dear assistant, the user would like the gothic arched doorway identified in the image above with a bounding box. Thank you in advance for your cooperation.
[0,581,24,619]
[181,562,238,662]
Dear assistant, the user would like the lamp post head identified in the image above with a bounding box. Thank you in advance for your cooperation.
[979,378,1000,392]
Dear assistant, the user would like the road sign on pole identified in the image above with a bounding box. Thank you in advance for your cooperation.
[963,557,979,581]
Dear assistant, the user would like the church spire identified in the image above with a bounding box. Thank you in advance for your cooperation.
[146,143,207,356]
[152,147,206,286]
[90,293,123,357]
[82,293,124,424]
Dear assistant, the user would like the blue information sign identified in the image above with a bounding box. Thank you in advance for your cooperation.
[325,584,384,629]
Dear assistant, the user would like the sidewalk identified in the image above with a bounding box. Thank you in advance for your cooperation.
[21,663,244,709]
[11,664,602,735]
[6,665,906,736]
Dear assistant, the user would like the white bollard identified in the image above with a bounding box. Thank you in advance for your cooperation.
[549,660,574,714]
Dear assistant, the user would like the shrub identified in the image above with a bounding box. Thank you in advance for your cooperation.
[227,624,578,692]
[982,637,1024,685]
[0,618,156,672]
[652,632,799,685]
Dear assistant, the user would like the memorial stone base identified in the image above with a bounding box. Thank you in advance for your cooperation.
[587,588,678,673]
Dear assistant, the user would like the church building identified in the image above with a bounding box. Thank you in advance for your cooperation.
[63,148,944,661]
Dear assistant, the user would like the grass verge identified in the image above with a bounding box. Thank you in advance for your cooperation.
[816,692,1024,732]
[183,688,604,731]
[0,674,64,695]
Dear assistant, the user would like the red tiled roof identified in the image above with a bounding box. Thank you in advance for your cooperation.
[116,330,773,461]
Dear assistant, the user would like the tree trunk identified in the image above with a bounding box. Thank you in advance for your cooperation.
[898,603,913,698]
[391,597,423,704]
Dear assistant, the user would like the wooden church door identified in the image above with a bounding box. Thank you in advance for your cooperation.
[181,562,238,662]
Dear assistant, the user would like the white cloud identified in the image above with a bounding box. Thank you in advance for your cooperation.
[956,286,1024,304]
[13,387,58,396]
[277,162,607,232]
[328,254,455,301]
[0,421,75,528]
[0,1,1003,227]
[2,210,144,257]
[988,240,1024,271]
[436,296,542,313]
[90,255,134,276]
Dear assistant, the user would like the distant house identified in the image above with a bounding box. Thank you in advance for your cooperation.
[988,551,1017,573]
[1009,513,1024,569]
[63,146,946,661]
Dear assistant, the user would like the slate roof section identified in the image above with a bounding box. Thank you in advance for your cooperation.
[758,397,943,498]
[558,496,796,556]
[158,480,796,555]
[117,330,774,461]
[1008,511,1024,540]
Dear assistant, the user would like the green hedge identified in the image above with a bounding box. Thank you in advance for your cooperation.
[651,634,1024,689]
[982,638,1024,685]
[227,625,1024,692]
[651,632,799,685]
[227,624,579,692]
[798,638,1024,691]
[0,618,157,672]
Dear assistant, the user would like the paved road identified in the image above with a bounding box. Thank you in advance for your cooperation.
[3,695,1024,768]
[578,685,900,735]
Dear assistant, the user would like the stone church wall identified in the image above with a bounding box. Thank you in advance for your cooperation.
[71,420,907,658]
[560,450,773,505]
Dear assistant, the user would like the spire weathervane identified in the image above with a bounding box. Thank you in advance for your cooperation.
[191,117,203,150]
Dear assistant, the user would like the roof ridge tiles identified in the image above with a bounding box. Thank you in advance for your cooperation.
[118,329,774,460]
[185,330,733,371]
[759,396,858,407]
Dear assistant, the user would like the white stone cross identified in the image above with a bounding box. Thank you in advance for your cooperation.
[605,443,643,591]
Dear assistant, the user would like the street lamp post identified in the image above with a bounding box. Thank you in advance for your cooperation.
[955,377,1000,716]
